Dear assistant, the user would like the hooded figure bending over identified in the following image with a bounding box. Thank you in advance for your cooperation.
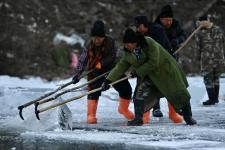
[101,29,197,126]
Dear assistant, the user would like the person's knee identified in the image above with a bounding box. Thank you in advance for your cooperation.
[120,85,132,99]
[114,80,132,99]
[88,93,100,100]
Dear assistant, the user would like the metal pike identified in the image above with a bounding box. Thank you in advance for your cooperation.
[57,97,73,130]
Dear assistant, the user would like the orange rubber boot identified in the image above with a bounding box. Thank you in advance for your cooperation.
[168,102,183,123]
[143,111,150,124]
[87,100,98,124]
[118,97,135,120]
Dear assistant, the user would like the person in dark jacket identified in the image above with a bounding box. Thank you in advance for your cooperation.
[72,20,134,124]
[135,15,174,55]
[155,5,186,53]
[134,15,183,123]
[101,29,197,126]
[154,5,187,117]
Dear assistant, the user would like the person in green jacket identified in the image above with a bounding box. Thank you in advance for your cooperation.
[101,28,197,126]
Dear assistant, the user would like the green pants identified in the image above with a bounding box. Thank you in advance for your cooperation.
[133,78,161,112]
[203,68,220,89]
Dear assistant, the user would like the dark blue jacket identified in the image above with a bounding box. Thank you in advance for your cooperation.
[155,18,186,50]
[145,22,174,56]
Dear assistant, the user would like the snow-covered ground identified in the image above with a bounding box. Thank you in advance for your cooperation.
[0,75,225,150]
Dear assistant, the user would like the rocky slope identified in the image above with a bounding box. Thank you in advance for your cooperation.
[0,0,224,80]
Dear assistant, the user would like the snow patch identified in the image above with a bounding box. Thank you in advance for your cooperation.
[53,33,85,47]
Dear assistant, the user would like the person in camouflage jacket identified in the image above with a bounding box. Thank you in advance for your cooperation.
[195,15,225,105]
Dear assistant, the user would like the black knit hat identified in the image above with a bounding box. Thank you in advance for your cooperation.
[91,20,105,37]
[134,15,148,27]
[199,15,208,21]
[159,5,173,18]
[123,28,138,43]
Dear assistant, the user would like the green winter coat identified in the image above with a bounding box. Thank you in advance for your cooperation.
[107,37,191,111]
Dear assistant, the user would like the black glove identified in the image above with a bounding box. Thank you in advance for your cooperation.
[130,70,137,78]
[72,75,80,84]
[101,79,111,91]
[173,53,179,61]
[171,39,179,48]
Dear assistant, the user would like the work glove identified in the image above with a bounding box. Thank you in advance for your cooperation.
[173,53,179,61]
[72,75,80,84]
[101,79,111,91]
[95,62,102,70]
[199,21,212,28]
[171,39,179,48]
[130,70,137,78]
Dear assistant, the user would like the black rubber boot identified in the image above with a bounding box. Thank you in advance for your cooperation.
[203,87,216,105]
[214,84,219,103]
[152,101,163,117]
[181,102,197,125]
[127,100,144,126]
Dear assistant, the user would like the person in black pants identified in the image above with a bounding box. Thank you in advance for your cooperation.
[72,20,134,124]
[154,4,187,118]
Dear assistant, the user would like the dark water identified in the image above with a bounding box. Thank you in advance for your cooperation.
[0,125,103,150]
[0,131,122,150]
[0,126,167,150]
[0,118,173,150]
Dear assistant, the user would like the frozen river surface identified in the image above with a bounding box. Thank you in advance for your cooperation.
[0,76,225,150]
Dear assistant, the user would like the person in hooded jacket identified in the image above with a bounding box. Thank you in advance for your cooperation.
[101,28,197,126]
[134,15,183,123]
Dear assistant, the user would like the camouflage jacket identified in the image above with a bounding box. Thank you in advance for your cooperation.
[195,25,225,73]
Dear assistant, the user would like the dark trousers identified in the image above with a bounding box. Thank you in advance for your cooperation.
[88,73,132,100]
[153,100,160,110]
[133,78,159,113]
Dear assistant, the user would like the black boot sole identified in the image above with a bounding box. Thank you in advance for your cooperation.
[183,116,197,125]
[153,109,163,117]
[202,102,216,105]
[127,119,143,126]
